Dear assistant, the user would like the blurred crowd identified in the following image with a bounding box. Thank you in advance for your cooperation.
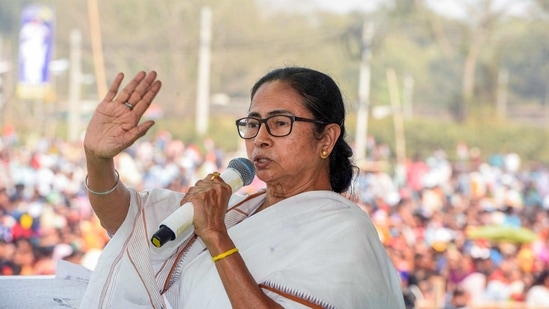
[1,126,549,308]
[355,141,549,308]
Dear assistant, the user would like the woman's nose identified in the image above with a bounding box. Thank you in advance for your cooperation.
[253,123,272,147]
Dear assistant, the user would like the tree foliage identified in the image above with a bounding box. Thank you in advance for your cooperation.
[0,0,548,163]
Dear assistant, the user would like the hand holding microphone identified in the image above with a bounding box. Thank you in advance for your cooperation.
[151,158,255,248]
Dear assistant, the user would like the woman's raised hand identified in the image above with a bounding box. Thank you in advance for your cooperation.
[84,71,162,159]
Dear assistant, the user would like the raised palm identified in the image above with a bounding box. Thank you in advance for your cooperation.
[84,71,162,159]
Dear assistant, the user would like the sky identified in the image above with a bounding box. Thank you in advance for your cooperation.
[311,0,382,13]
[309,0,535,18]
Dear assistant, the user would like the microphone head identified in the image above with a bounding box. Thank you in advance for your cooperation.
[227,158,255,186]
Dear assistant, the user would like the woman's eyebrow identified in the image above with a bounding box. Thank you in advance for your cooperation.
[247,110,291,118]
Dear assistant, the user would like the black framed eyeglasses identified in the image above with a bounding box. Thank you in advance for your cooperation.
[235,115,327,139]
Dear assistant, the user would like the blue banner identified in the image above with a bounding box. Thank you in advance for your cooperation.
[17,4,54,99]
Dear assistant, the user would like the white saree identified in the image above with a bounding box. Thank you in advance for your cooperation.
[81,188,405,309]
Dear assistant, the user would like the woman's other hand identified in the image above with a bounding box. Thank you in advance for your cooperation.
[182,173,233,242]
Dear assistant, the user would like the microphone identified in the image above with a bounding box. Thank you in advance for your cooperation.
[151,157,255,248]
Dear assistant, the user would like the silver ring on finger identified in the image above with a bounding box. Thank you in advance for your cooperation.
[124,101,135,110]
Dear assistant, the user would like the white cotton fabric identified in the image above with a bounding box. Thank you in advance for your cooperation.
[81,188,405,309]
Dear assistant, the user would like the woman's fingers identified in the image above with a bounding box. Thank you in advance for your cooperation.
[133,76,162,115]
[116,71,147,104]
[101,71,161,115]
[103,72,125,103]
[131,120,156,142]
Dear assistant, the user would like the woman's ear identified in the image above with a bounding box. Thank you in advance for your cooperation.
[321,123,341,154]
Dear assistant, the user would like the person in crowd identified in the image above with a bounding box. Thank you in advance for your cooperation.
[443,287,469,309]
[80,67,405,308]
[483,256,516,302]
[526,269,549,306]
[458,254,490,306]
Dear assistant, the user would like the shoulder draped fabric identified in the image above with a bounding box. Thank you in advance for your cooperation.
[81,188,406,309]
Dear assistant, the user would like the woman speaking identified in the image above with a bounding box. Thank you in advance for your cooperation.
[81,67,405,308]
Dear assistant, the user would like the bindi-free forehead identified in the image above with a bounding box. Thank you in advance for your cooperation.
[248,81,309,118]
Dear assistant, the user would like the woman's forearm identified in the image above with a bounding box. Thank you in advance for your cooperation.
[207,233,283,309]
[85,151,131,235]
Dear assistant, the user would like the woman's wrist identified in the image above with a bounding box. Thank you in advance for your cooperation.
[211,247,239,262]
[85,169,120,195]
[203,231,235,257]
[84,152,118,194]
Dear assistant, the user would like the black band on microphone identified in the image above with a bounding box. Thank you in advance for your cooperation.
[151,225,175,248]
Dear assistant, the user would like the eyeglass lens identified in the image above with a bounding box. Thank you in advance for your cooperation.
[237,115,294,138]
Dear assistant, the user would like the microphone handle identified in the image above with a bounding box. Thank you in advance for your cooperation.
[151,167,245,248]
[151,202,194,248]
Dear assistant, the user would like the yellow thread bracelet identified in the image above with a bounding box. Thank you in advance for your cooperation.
[211,248,239,262]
